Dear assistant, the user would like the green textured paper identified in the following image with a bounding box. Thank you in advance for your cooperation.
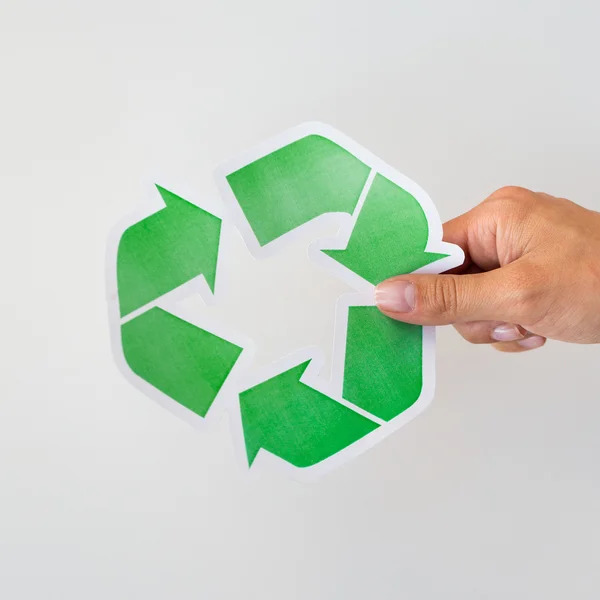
[343,306,423,421]
[122,307,243,417]
[111,127,446,473]
[239,362,379,468]
[226,135,371,246]
[117,186,221,317]
[324,174,447,283]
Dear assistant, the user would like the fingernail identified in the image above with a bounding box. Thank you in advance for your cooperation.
[492,324,523,342]
[375,281,416,313]
[517,335,545,349]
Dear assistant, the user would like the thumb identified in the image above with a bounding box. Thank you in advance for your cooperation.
[375,268,528,326]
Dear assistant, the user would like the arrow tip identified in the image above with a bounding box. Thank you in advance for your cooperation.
[322,248,449,284]
[240,360,312,466]
[154,184,193,210]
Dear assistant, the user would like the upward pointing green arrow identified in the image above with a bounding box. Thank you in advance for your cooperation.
[323,174,448,284]
[239,362,379,468]
[117,185,222,317]
[225,135,371,246]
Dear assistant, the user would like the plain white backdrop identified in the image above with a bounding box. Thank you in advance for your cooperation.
[1,1,599,598]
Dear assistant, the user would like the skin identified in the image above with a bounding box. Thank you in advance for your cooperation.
[375,186,600,352]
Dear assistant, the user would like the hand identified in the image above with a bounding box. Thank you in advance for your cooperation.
[375,186,600,352]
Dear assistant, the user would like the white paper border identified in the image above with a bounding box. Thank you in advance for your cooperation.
[107,122,464,481]
[106,180,255,435]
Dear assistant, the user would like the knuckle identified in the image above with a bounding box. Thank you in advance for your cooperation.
[424,276,459,318]
[487,185,532,201]
[483,187,538,216]
[508,266,546,320]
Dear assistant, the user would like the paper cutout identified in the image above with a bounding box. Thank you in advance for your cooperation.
[107,122,464,480]
[322,173,449,283]
[240,361,380,468]
[225,134,371,246]
[122,307,242,418]
[343,306,423,422]
[117,186,221,317]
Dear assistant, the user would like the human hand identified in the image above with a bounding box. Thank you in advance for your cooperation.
[375,186,600,352]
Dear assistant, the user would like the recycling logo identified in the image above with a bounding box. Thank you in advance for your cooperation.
[107,123,463,478]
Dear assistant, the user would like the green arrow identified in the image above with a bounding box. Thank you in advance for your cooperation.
[343,306,423,421]
[323,174,448,284]
[225,135,371,246]
[117,185,222,317]
[239,361,379,468]
[122,307,243,418]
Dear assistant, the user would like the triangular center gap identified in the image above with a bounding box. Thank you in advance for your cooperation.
[176,221,354,379]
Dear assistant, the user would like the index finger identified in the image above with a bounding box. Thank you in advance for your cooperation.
[441,213,472,274]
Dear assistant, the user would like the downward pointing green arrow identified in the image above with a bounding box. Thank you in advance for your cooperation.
[225,135,371,246]
[323,174,448,284]
[239,362,379,468]
[117,185,222,317]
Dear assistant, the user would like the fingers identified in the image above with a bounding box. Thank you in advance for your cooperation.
[492,336,547,352]
[440,186,536,274]
[375,265,529,326]
[442,213,470,249]
[441,213,472,273]
[453,321,528,344]
[453,321,547,351]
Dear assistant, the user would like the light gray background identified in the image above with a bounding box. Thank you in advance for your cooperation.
[1,1,599,598]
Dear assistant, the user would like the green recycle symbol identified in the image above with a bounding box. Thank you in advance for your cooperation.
[107,123,463,477]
